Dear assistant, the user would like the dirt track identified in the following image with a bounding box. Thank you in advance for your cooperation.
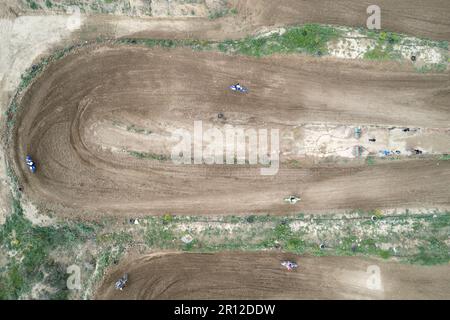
[11,45,450,216]
[236,0,450,41]
[95,252,450,299]
[101,0,450,41]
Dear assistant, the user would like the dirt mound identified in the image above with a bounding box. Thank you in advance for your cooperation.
[10,45,450,217]
[95,252,450,299]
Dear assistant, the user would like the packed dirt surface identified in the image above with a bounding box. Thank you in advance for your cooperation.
[238,0,450,41]
[11,45,450,217]
[95,252,450,299]
[108,0,450,41]
[5,0,450,41]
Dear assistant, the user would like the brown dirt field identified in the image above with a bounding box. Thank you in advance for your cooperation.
[107,0,450,41]
[236,0,450,41]
[95,252,450,299]
[10,45,450,217]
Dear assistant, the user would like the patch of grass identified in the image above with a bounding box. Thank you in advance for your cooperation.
[3,207,447,299]
[377,32,402,45]
[27,0,40,10]
[363,31,403,61]
[137,211,450,266]
[182,239,197,251]
[285,237,306,253]
[0,263,25,300]
[365,30,404,46]
[208,7,237,20]
[145,218,176,248]
[97,231,133,245]
[362,29,448,66]
[364,31,408,60]
[162,214,174,224]
[90,246,126,286]
[119,38,213,51]
[45,0,53,8]
[416,63,448,73]
[279,25,340,55]
[440,154,450,160]
[378,249,392,259]
[219,24,340,57]
[429,213,450,231]
[366,156,375,166]
[128,151,169,161]
[120,24,340,57]
[257,222,306,253]
[364,46,392,60]
[0,198,96,299]
[126,124,151,135]
[409,238,450,265]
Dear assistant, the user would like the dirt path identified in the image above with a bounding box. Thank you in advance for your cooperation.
[235,0,450,41]
[77,0,450,41]
[94,252,450,299]
[10,45,450,217]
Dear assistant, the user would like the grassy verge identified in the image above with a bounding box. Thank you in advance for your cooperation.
[359,29,448,71]
[118,24,341,57]
[118,25,447,71]
[140,211,450,265]
[128,151,169,161]
[208,7,238,20]
[0,198,97,299]
[126,124,151,135]
[362,31,403,61]
[1,196,448,299]
[218,24,341,57]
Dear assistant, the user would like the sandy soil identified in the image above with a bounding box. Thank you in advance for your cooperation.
[10,45,450,217]
[95,252,450,299]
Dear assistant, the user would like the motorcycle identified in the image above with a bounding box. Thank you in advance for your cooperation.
[229,83,248,93]
[115,273,128,290]
[281,261,298,271]
[25,155,36,173]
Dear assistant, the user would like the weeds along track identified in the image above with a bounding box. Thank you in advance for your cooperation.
[9,45,450,217]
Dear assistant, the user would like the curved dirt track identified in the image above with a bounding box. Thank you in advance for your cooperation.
[95,252,450,299]
[11,45,450,216]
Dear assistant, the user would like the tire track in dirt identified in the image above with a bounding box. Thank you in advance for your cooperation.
[95,252,450,299]
[11,45,450,216]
